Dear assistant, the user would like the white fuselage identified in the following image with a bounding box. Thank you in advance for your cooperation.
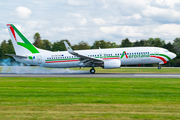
[14,47,176,68]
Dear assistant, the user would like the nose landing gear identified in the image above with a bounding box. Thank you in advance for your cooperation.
[158,64,161,70]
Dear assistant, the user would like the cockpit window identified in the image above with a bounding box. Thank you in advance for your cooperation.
[163,50,169,52]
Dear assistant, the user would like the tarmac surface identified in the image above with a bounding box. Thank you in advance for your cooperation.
[0,73,180,78]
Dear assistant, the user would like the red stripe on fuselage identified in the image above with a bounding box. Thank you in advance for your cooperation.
[102,57,119,60]
[150,55,167,64]
[46,57,120,63]
[45,59,79,63]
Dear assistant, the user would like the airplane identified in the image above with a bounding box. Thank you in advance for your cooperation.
[6,24,176,74]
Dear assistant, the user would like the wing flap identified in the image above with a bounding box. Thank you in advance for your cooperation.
[63,41,103,64]
[6,54,27,59]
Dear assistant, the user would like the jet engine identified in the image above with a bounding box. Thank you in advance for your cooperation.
[103,59,121,69]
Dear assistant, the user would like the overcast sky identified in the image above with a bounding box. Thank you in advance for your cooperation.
[0,0,180,45]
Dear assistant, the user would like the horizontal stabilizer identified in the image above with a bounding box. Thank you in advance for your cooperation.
[5,54,27,58]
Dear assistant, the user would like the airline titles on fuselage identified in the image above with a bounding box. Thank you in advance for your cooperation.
[45,52,150,61]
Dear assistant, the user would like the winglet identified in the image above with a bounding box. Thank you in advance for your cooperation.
[63,41,74,53]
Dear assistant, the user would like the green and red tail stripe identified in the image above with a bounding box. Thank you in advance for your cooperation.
[7,24,17,42]
[7,24,39,54]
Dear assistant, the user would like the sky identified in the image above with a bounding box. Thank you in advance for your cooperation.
[0,0,180,45]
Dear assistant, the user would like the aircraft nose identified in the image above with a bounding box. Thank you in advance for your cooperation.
[169,52,176,59]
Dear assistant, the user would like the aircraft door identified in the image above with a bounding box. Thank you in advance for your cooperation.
[154,49,159,55]
[37,55,42,64]
[153,49,159,63]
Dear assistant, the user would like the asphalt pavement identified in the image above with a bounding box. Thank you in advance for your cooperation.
[0,73,180,78]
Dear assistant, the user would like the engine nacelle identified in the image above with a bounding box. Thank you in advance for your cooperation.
[103,59,121,69]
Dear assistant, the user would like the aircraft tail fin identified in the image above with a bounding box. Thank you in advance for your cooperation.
[6,24,40,55]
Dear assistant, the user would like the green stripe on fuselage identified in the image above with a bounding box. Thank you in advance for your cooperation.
[45,56,120,62]
[150,54,171,60]
[45,58,79,61]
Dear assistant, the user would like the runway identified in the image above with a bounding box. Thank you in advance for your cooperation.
[0,73,180,78]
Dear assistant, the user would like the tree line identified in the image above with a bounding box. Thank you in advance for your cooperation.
[0,32,180,66]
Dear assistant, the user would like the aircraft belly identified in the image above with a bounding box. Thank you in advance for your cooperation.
[16,58,38,66]
[43,61,80,68]
[121,58,140,65]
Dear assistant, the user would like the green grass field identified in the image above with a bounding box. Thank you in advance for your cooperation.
[0,77,180,120]
[74,67,180,73]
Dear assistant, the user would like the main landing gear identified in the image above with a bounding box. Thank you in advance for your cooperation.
[158,64,161,70]
[90,67,95,74]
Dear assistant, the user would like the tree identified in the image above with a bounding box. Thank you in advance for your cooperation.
[146,38,155,46]
[133,40,140,47]
[72,41,90,50]
[154,38,165,47]
[42,39,52,50]
[173,38,180,58]
[163,42,175,53]
[0,40,7,58]
[146,38,165,47]
[52,39,71,51]
[33,33,44,49]
[7,39,15,54]
[121,38,132,47]
[106,41,117,48]
[0,39,15,59]
[91,40,117,49]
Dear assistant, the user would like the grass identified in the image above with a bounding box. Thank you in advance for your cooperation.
[73,67,180,73]
[0,77,180,120]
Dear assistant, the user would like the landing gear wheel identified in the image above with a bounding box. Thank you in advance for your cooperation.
[158,66,161,70]
[90,69,95,74]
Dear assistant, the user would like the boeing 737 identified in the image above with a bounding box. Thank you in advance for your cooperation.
[6,24,176,74]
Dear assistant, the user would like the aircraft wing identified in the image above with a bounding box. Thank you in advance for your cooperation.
[5,54,27,59]
[63,41,103,66]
